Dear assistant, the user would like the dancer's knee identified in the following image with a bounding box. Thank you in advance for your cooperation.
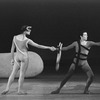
[20,71,25,78]
[91,73,94,80]
[69,65,75,72]
[89,73,94,82]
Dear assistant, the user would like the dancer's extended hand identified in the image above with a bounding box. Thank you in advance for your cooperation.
[56,42,63,51]
[50,46,56,51]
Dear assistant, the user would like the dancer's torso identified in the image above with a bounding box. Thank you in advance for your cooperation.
[14,35,29,62]
[73,41,91,66]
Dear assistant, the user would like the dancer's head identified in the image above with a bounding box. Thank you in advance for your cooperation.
[21,25,32,35]
[80,32,88,41]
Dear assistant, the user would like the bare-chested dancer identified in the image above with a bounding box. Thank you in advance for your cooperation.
[51,32,100,94]
[1,25,56,95]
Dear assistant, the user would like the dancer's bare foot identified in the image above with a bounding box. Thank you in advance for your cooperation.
[1,90,9,95]
[84,90,92,94]
[17,91,27,95]
[51,89,60,94]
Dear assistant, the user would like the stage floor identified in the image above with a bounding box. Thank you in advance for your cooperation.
[0,74,100,100]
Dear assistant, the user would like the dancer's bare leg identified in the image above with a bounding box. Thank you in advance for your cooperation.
[82,63,94,94]
[17,59,28,95]
[1,62,19,95]
[51,63,75,94]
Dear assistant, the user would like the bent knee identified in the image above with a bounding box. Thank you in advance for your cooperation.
[89,73,94,80]
[91,73,94,78]
[70,64,75,70]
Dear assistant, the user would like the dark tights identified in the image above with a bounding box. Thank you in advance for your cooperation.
[55,62,94,93]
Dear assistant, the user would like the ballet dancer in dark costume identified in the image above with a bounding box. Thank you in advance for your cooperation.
[51,32,100,94]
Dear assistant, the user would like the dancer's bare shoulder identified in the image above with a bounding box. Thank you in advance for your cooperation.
[87,41,97,47]
[73,41,78,47]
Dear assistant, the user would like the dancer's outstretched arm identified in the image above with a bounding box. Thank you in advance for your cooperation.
[90,41,100,46]
[28,39,56,51]
[61,41,76,51]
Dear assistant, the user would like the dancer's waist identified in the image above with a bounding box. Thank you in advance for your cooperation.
[16,49,28,56]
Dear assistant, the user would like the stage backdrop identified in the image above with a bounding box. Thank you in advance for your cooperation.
[0,0,100,75]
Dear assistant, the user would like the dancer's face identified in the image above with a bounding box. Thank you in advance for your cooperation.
[81,32,88,41]
[25,30,31,35]
[24,26,32,35]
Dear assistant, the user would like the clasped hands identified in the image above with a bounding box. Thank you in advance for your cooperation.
[49,42,63,51]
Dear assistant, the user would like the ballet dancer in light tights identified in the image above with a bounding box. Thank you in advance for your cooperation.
[1,25,56,95]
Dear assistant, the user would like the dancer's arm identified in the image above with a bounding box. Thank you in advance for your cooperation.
[61,42,76,51]
[90,41,100,46]
[11,37,15,62]
[28,39,56,51]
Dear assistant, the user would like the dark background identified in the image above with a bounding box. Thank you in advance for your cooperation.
[0,0,100,75]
